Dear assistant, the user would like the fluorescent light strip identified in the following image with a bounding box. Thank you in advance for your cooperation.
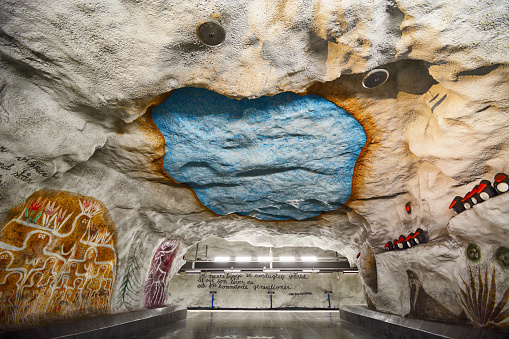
[214,256,230,262]
[343,270,358,274]
[185,270,201,274]
[302,269,320,273]
[301,256,317,262]
[224,269,241,273]
[257,256,273,262]
[279,256,295,262]
[263,269,280,273]
[235,256,251,262]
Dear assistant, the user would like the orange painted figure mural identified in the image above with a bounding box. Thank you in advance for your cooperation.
[0,190,116,330]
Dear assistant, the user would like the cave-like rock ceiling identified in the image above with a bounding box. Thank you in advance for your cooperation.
[0,0,508,331]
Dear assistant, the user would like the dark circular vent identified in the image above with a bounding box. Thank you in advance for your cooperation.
[196,18,225,46]
[362,69,389,89]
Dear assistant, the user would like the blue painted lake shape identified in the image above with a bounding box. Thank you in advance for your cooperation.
[152,88,366,220]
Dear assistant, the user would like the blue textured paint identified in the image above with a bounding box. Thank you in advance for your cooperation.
[152,88,366,220]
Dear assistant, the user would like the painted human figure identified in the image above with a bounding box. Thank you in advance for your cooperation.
[0,192,116,330]
[144,239,179,309]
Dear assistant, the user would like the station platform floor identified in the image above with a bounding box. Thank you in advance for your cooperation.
[132,310,385,339]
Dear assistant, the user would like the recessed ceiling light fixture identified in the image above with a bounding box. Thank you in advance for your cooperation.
[279,256,295,262]
[214,257,230,262]
[301,256,317,262]
[362,69,389,89]
[257,256,273,262]
[235,256,251,262]
[196,18,226,46]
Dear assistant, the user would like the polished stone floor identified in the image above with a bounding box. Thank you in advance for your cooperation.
[134,310,386,339]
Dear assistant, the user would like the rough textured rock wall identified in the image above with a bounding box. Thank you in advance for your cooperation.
[0,0,508,331]
[183,236,343,260]
[168,237,360,309]
[169,272,364,309]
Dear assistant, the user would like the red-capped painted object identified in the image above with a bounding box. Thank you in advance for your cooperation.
[384,241,394,251]
[449,196,465,214]
[471,185,481,204]
[406,233,418,247]
[494,173,509,194]
[414,228,427,244]
[356,252,361,259]
[397,235,408,249]
[461,191,475,210]
[405,202,411,214]
[477,180,498,201]
[393,239,399,250]
[462,187,479,208]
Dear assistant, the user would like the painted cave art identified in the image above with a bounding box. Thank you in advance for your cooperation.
[0,190,116,330]
[496,247,509,269]
[466,243,482,263]
[117,236,145,311]
[449,173,508,214]
[494,173,509,194]
[384,228,427,251]
[152,88,366,221]
[144,239,179,309]
[405,202,411,214]
[459,266,509,329]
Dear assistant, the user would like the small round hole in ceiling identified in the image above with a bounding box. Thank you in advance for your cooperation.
[196,18,225,46]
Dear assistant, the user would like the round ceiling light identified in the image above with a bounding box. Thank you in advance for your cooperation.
[196,18,226,46]
[362,69,389,89]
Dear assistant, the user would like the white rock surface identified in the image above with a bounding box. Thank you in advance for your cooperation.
[182,236,343,260]
[169,271,364,309]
